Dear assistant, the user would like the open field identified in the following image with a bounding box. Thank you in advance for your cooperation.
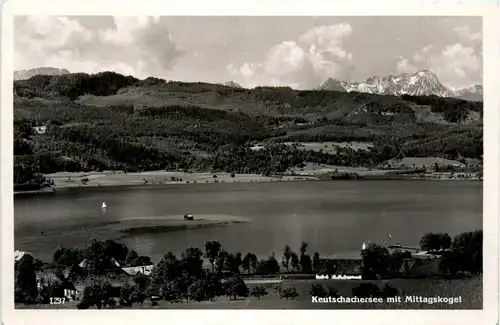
[386,157,465,169]
[33,170,319,191]
[287,162,392,176]
[284,141,374,155]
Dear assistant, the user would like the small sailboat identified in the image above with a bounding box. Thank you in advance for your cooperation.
[101,201,107,209]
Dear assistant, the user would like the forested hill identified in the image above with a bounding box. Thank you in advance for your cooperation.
[14,71,483,187]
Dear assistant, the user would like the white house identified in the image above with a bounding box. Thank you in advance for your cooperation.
[121,265,154,276]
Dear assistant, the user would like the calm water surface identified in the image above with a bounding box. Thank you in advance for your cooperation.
[14,180,482,262]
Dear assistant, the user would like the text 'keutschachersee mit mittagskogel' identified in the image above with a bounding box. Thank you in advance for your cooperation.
[311,296,463,305]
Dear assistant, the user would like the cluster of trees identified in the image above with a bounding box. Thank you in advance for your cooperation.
[16,238,321,307]
[51,239,153,274]
[419,233,452,252]
[280,243,319,274]
[14,72,140,100]
[15,238,154,304]
[361,230,483,280]
[75,240,310,307]
[401,94,483,123]
[438,230,483,276]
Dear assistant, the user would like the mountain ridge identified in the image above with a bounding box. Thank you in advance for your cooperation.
[318,70,482,102]
[13,69,482,187]
[14,67,71,81]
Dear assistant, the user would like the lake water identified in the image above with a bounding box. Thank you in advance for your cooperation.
[14,180,482,262]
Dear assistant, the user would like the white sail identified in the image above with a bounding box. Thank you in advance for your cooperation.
[101,201,107,209]
[361,242,367,250]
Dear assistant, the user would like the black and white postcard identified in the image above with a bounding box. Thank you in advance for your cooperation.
[1,0,498,325]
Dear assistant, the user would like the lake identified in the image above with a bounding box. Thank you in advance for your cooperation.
[14,180,483,262]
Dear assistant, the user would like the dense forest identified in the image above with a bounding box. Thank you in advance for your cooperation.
[13,72,483,188]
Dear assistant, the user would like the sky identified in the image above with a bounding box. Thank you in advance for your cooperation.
[14,16,482,90]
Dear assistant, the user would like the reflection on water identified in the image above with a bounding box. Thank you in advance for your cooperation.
[14,180,482,262]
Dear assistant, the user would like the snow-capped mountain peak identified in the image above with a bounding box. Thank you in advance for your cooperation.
[222,81,243,88]
[318,70,481,101]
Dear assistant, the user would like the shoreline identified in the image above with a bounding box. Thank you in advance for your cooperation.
[14,169,482,196]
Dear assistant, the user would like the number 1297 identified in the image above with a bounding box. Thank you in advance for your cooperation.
[50,297,66,304]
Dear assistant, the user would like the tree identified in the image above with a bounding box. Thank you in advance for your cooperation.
[452,230,482,253]
[188,279,210,302]
[80,281,116,309]
[53,247,85,266]
[15,254,38,304]
[119,283,136,307]
[309,284,328,298]
[299,241,308,256]
[224,276,249,300]
[439,233,452,250]
[53,246,66,264]
[249,253,258,274]
[250,285,268,300]
[299,254,313,273]
[278,286,299,300]
[440,230,483,275]
[312,252,320,272]
[297,242,312,273]
[215,250,228,274]
[84,238,119,274]
[388,250,411,275]
[68,263,84,282]
[419,233,442,252]
[282,244,292,272]
[256,256,280,275]
[204,241,222,272]
[290,252,300,271]
[133,274,150,292]
[103,239,129,265]
[242,253,252,274]
[361,243,391,279]
[225,252,242,275]
[151,252,183,282]
[125,250,139,266]
[181,247,204,278]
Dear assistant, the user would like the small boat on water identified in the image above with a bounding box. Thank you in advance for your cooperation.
[102,201,107,209]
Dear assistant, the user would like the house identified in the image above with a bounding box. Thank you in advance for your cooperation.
[33,125,47,134]
[316,258,363,276]
[184,214,194,221]
[35,268,79,300]
[14,250,31,262]
[121,264,154,276]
